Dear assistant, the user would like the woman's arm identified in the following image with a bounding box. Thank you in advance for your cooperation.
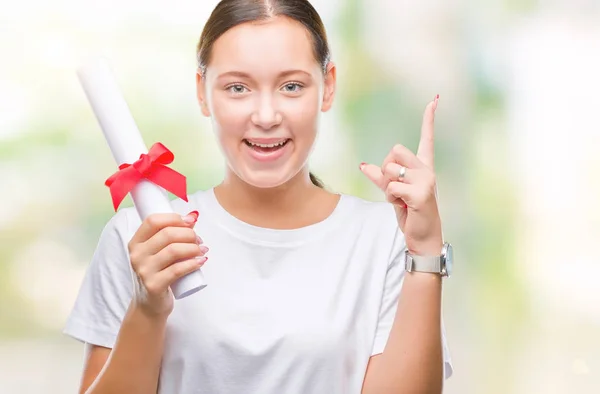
[77,212,206,393]
[361,97,447,393]
[362,268,443,394]
[80,302,168,394]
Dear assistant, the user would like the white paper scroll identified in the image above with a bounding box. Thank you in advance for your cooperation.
[77,57,206,299]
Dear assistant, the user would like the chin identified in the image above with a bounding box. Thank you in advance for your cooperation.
[238,170,295,189]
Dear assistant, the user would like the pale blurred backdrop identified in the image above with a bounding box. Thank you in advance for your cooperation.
[1,0,599,393]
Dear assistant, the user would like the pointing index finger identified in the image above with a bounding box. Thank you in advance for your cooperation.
[416,95,438,169]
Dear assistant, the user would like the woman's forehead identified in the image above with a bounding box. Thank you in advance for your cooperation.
[207,16,319,78]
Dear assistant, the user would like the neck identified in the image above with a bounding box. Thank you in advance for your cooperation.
[214,168,324,227]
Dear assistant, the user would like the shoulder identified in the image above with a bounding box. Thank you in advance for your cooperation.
[100,206,135,241]
[106,189,213,237]
[340,193,398,227]
[342,193,407,268]
[339,193,406,252]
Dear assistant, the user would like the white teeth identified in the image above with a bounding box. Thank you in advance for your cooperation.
[247,140,287,148]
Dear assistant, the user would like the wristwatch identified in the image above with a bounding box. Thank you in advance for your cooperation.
[405,242,453,277]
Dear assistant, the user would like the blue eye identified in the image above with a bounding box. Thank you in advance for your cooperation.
[281,82,303,93]
[227,84,248,94]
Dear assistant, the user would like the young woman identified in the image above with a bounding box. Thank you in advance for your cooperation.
[65,1,453,393]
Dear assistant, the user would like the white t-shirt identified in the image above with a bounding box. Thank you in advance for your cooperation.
[64,188,452,393]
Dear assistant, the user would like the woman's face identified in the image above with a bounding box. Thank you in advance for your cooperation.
[197,16,336,188]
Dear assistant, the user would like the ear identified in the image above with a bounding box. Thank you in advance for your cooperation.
[196,69,211,117]
[321,62,337,112]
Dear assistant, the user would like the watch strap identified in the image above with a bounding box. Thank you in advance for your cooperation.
[405,253,443,274]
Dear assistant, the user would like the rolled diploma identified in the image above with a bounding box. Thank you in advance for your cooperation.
[77,57,206,299]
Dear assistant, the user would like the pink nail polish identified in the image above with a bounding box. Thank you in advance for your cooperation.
[359,162,366,170]
[183,210,199,224]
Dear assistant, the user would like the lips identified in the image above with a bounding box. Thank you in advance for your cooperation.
[243,138,290,153]
[242,138,291,162]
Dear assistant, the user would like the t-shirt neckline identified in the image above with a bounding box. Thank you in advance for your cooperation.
[199,188,350,247]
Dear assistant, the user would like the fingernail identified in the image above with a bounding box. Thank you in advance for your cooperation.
[435,94,439,100]
[199,245,209,254]
[359,162,367,170]
[195,256,208,264]
[182,210,199,224]
[196,235,203,245]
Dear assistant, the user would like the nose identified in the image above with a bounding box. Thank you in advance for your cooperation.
[250,94,282,130]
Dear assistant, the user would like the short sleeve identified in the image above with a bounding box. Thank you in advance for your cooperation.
[63,209,135,349]
[371,229,454,379]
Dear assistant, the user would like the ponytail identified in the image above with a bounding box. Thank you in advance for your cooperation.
[309,172,324,188]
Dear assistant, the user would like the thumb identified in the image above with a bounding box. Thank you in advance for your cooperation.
[360,162,385,190]
[395,203,408,224]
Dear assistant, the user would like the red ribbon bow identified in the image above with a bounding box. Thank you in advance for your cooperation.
[105,142,188,211]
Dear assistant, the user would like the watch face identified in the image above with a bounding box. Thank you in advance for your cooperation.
[444,243,453,277]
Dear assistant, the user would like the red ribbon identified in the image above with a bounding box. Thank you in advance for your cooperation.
[105,142,188,211]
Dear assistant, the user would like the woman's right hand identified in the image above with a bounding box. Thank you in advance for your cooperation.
[127,211,208,317]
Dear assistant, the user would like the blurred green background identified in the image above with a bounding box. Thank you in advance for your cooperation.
[1,0,599,392]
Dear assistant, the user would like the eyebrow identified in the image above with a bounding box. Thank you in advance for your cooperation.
[216,69,313,80]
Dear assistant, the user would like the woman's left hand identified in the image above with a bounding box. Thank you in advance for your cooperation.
[360,96,443,256]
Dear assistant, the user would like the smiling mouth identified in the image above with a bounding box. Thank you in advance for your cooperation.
[243,139,290,153]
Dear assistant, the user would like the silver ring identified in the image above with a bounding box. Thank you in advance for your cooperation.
[398,166,407,179]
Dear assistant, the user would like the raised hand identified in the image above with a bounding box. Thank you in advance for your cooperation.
[360,95,443,256]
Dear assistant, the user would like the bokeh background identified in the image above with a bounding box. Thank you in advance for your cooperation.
[1,0,599,392]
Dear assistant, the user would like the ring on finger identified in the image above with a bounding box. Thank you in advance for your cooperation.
[397,165,407,180]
